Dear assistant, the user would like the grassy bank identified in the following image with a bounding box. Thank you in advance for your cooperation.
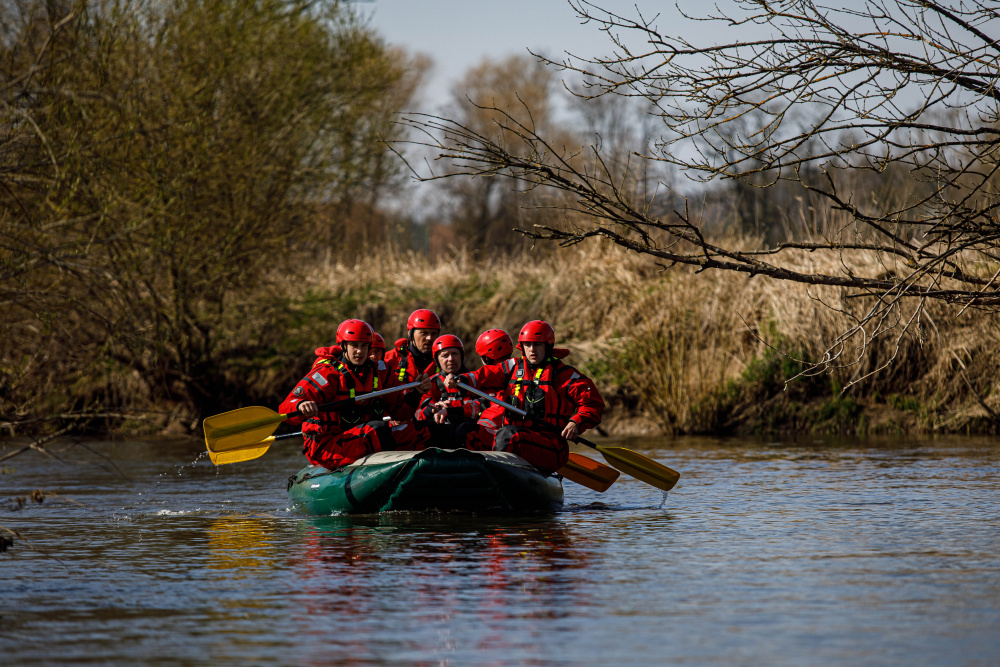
[5,244,1000,438]
[263,245,1000,437]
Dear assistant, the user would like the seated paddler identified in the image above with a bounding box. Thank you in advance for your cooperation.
[384,308,440,384]
[471,328,515,438]
[415,334,483,447]
[280,319,433,470]
[443,320,605,473]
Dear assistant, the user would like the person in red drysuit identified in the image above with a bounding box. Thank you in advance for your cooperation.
[444,320,604,472]
[384,308,440,384]
[470,328,516,440]
[369,333,386,363]
[414,335,485,448]
[279,319,432,469]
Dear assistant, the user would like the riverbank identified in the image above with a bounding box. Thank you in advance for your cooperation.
[275,245,1000,437]
[5,244,999,438]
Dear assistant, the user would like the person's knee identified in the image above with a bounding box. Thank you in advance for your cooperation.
[453,421,475,440]
[364,420,394,450]
[383,419,431,451]
[494,425,519,452]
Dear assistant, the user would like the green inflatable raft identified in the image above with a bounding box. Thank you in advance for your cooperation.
[287,448,564,515]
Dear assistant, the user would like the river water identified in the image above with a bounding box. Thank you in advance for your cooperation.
[2,435,999,665]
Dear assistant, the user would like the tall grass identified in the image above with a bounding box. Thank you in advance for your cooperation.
[5,240,999,437]
[279,242,1000,436]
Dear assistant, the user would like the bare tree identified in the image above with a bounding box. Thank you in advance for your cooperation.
[431,54,566,252]
[403,0,1000,385]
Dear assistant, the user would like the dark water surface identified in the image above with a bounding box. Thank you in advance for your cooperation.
[2,436,999,665]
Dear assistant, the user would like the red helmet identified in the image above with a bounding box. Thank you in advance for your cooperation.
[476,328,513,361]
[371,333,386,350]
[336,319,375,344]
[518,320,555,346]
[431,334,463,356]
[407,309,441,332]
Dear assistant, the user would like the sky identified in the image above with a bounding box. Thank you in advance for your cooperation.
[360,0,669,112]
[359,0,933,115]
[357,0,674,212]
[356,0,793,211]
[357,0,949,211]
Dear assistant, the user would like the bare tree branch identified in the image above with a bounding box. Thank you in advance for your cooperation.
[401,0,1000,384]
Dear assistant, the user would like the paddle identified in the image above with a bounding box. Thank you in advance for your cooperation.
[457,380,680,492]
[210,425,617,492]
[203,381,421,463]
[207,431,303,465]
[561,452,619,492]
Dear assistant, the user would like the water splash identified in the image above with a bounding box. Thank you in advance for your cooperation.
[157,449,210,478]
[658,491,669,509]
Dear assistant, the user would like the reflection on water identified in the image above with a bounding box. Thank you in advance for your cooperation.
[207,517,279,573]
[280,515,590,664]
[2,436,999,664]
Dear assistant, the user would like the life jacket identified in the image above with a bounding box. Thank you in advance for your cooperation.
[474,356,512,402]
[417,366,477,422]
[459,354,603,433]
[387,339,435,383]
[505,354,589,428]
[300,356,390,437]
[310,345,341,370]
[432,365,469,396]
[459,357,516,409]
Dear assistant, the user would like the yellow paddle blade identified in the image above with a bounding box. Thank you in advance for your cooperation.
[203,406,286,453]
[207,436,275,465]
[596,445,680,492]
[560,452,620,492]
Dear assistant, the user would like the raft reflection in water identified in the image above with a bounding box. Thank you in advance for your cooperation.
[290,515,590,658]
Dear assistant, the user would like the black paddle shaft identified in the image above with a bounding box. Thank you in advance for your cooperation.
[307,381,421,415]
[456,380,596,446]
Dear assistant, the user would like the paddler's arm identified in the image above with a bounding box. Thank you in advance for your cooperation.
[442,360,508,391]
[562,372,605,437]
[280,374,327,425]
[404,372,433,409]
[415,381,443,421]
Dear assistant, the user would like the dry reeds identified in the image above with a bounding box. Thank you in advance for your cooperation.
[7,235,998,438]
[280,241,1000,436]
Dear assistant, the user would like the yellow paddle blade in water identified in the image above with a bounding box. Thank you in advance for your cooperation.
[203,406,286,454]
[560,453,620,492]
[207,437,275,465]
[595,445,680,492]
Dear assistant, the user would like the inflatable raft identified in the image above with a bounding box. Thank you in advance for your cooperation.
[287,448,564,515]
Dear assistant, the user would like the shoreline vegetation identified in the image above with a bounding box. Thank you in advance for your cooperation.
[3,1,1000,443]
[279,245,1000,439]
[8,244,999,441]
